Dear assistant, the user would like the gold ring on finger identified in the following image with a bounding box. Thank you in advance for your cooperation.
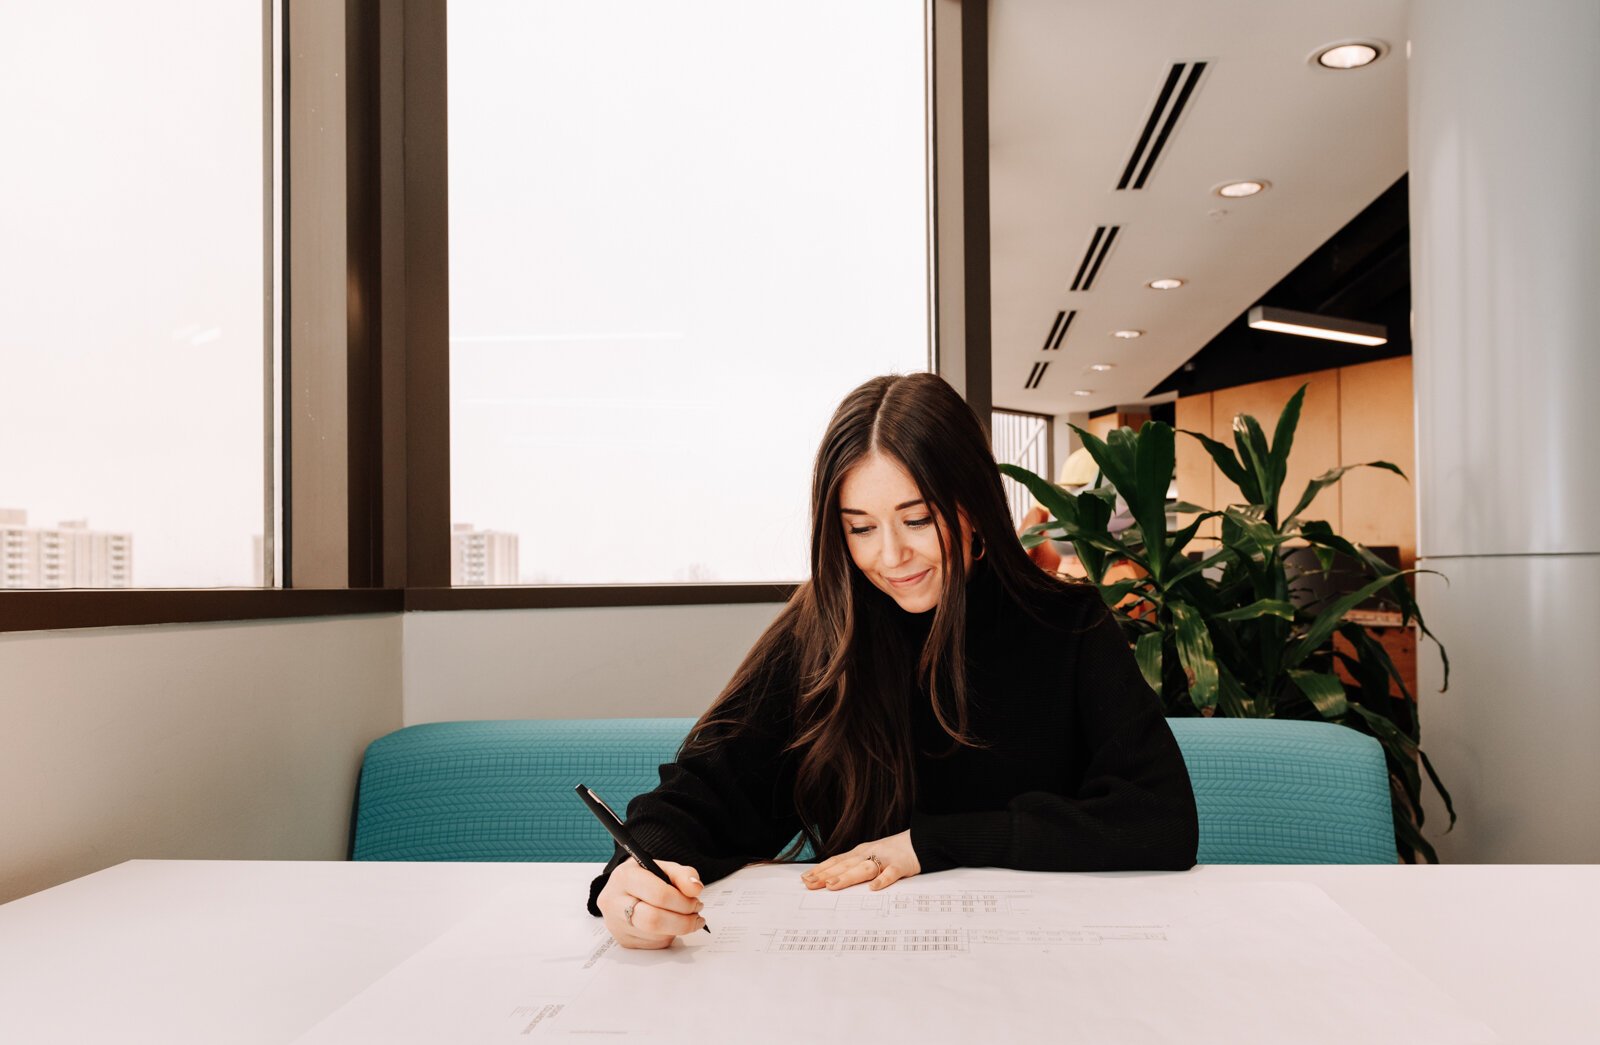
[623,899,638,926]
[865,854,883,873]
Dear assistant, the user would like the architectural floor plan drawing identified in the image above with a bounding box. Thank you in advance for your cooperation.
[294,865,1496,1045]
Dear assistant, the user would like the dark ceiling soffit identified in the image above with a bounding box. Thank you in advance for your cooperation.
[1147,175,1412,398]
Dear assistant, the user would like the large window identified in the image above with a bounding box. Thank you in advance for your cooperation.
[447,0,931,585]
[992,410,1052,527]
[0,2,277,589]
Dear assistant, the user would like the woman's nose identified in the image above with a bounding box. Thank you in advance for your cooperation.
[880,528,910,565]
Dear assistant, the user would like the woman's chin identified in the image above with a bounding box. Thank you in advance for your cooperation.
[879,579,939,614]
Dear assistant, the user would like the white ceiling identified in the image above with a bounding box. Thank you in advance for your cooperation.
[988,0,1410,416]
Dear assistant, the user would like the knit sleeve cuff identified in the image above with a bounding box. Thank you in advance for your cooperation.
[587,847,628,917]
[909,808,1012,873]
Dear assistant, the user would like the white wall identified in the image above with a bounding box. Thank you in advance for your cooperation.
[403,603,787,723]
[0,615,401,903]
[1410,0,1600,863]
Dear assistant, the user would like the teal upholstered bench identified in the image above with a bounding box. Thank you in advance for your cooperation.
[350,717,1396,865]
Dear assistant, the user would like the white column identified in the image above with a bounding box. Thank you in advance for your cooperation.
[1410,0,1600,861]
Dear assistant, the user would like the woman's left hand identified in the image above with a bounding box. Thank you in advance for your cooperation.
[800,830,921,892]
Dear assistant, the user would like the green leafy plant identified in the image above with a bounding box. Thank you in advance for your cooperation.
[1000,386,1454,862]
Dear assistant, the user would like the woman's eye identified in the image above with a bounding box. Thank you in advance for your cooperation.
[848,525,874,536]
[906,517,934,528]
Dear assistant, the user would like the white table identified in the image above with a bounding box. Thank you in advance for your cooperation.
[0,860,1595,1043]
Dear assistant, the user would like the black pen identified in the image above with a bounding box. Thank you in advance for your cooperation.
[574,784,710,933]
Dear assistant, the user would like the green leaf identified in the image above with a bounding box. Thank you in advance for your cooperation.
[1348,543,1452,692]
[1074,486,1115,535]
[1213,599,1296,622]
[1283,461,1407,530]
[1392,806,1439,864]
[1097,578,1143,608]
[1159,547,1231,589]
[1129,422,1175,574]
[1231,412,1278,517]
[1349,702,1421,759]
[1268,385,1308,508]
[1071,425,1139,505]
[1419,748,1458,830]
[1338,623,1412,702]
[1170,601,1219,712]
[1159,511,1221,578]
[998,464,1081,528]
[1134,631,1164,695]
[1287,668,1349,719]
[1178,428,1254,497]
[1220,508,1287,566]
[1284,570,1421,669]
[1215,663,1254,718]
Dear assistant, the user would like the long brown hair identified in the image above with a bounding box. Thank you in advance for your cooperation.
[682,373,1074,860]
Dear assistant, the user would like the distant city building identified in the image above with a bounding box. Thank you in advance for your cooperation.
[0,509,133,588]
[451,522,519,586]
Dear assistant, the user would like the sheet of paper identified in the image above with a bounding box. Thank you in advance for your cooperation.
[295,866,1497,1044]
[293,884,614,1043]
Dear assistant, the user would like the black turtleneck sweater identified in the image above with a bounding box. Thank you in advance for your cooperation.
[586,566,1198,915]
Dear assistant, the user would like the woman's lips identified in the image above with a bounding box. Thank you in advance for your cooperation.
[887,568,931,588]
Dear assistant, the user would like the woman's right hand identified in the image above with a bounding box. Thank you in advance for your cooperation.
[596,859,707,949]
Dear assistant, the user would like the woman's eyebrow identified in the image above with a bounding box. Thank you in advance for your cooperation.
[839,498,926,515]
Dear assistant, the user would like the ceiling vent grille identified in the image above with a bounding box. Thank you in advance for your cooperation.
[1118,61,1207,190]
[1024,361,1051,390]
[1041,310,1076,351]
[1070,226,1120,292]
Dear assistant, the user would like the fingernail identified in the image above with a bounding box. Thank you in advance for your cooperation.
[688,877,701,886]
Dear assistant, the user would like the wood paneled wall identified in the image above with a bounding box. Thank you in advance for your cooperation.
[1172,356,1416,565]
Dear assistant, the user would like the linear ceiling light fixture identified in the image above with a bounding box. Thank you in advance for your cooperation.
[1248,305,1387,346]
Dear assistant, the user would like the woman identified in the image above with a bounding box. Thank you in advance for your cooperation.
[590,373,1197,948]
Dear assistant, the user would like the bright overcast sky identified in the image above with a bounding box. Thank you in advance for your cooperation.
[0,1,927,588]
[449,0,930,583]
[0,2,265,587]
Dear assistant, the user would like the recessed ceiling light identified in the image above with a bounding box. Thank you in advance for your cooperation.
[1088,363,1115,372]
[1147,278,1185,290]
[1112,330,1143,340]
[1216,180,1268,198]
[1313,41,1386,70]
[1072,389,1094,397]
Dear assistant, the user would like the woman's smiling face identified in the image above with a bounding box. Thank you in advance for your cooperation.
[837,451,970,614]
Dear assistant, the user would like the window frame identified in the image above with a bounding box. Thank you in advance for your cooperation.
[0,0,989,633]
